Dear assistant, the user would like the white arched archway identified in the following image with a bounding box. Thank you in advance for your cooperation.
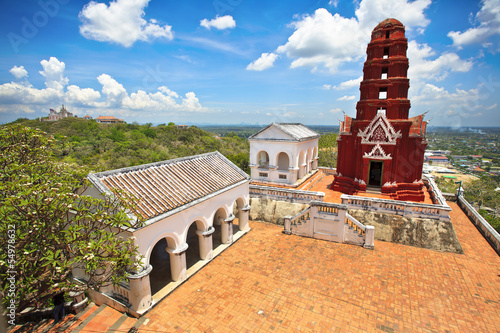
[148,234,178,296]
[232,196,250,232]
[277,152,290,171]
[257,150,270,168]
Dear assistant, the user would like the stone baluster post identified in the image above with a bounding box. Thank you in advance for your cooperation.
[283,216,292,235]
[363,225,375,250]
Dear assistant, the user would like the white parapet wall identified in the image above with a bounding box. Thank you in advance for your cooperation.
[249,185,324,204]
[340,194,452,222]
[457,195,500,255]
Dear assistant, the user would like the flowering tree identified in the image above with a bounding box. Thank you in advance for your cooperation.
[0,125,143,317]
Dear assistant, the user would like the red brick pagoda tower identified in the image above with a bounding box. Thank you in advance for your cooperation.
[331,18,427,202]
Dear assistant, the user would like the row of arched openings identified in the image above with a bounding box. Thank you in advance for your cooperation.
[149,199,246,296]
[258,148,318,172]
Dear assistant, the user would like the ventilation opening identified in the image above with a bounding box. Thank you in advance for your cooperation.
[379,87,388,100]
[383,47,389,59]
[381,67,388,79]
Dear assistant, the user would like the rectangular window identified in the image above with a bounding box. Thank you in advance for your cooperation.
[379,87,388,100]
[386,31,390,39]
[383,47,389,59]
[377,108,386,115]
[378,87,387,99]
[381,67,388,79]
[259,172,268,178]
[279,174,287,180]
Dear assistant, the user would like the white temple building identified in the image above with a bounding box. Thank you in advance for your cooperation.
[249,123,320,185]
[77,152,251,316]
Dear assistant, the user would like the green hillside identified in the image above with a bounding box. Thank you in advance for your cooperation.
[7,118,249,173]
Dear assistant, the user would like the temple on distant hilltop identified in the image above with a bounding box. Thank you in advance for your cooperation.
[47,104,73,121]
[331,18,428,202]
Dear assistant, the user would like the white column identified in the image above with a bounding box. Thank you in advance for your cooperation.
[288,168,298,184]
[221,215,235,244]
[166,243,188,282]
[196,226,215,260]
[238,205,251,232]
[299,164,306,179]
[128,265,153,313]
[313,157,319,170]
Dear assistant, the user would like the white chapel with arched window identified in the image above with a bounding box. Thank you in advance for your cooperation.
[249,123,320,185]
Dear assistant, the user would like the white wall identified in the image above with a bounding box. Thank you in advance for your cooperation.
[250,138,319,184]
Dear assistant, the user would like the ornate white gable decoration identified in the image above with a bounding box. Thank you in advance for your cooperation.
[363,144,392,160]
[358,113,401,145]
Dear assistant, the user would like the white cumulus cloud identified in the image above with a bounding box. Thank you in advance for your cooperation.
[448,0,500,47]
[200,15,236,30]
[337,95,355,101]
[79,0,173,47]
[407,41,473,82]
[9,66,28,79]
[65,85,102,107]
[0,57,208,118]
[276,9,365,73]
[247,53,278,71]
[39,57,68,91]
[333,76,363,90]
[97,74,127,106]
[250,0,433,73]
[355,0,431,34]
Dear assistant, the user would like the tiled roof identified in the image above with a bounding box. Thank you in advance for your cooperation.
[249,123,320,141]
[88,152,250,221]
[96,116,123,121]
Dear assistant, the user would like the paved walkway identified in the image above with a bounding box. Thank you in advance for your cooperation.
[11,174,500,332]
[16,201,500,332]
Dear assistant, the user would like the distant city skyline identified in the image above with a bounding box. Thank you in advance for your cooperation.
[0,0,499,127]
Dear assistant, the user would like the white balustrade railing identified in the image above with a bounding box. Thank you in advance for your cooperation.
[318,167,336,176]
[346,213,366,235]
[111,282,131,305]
[457,195,500,255]
[423,174,448,207]
[340,193,451,221]
[284,201,375,249]
[250,185,324,203]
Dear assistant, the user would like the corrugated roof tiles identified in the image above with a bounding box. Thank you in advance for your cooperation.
[88,152,249,220]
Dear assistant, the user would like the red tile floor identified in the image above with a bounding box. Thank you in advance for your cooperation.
[12,173,500,332]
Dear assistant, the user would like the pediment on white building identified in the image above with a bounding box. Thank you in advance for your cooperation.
[358,113,401,145]
[249,123,320,142]
[363,144,392,160]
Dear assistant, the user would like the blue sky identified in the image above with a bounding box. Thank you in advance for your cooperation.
[0,0,499,127]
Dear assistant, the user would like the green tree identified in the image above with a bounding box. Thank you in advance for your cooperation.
[0,125,143,317]
[227,153,250,174]
[464,176,499,209]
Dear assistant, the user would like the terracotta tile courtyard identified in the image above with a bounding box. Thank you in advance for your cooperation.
[17,203,500,332]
